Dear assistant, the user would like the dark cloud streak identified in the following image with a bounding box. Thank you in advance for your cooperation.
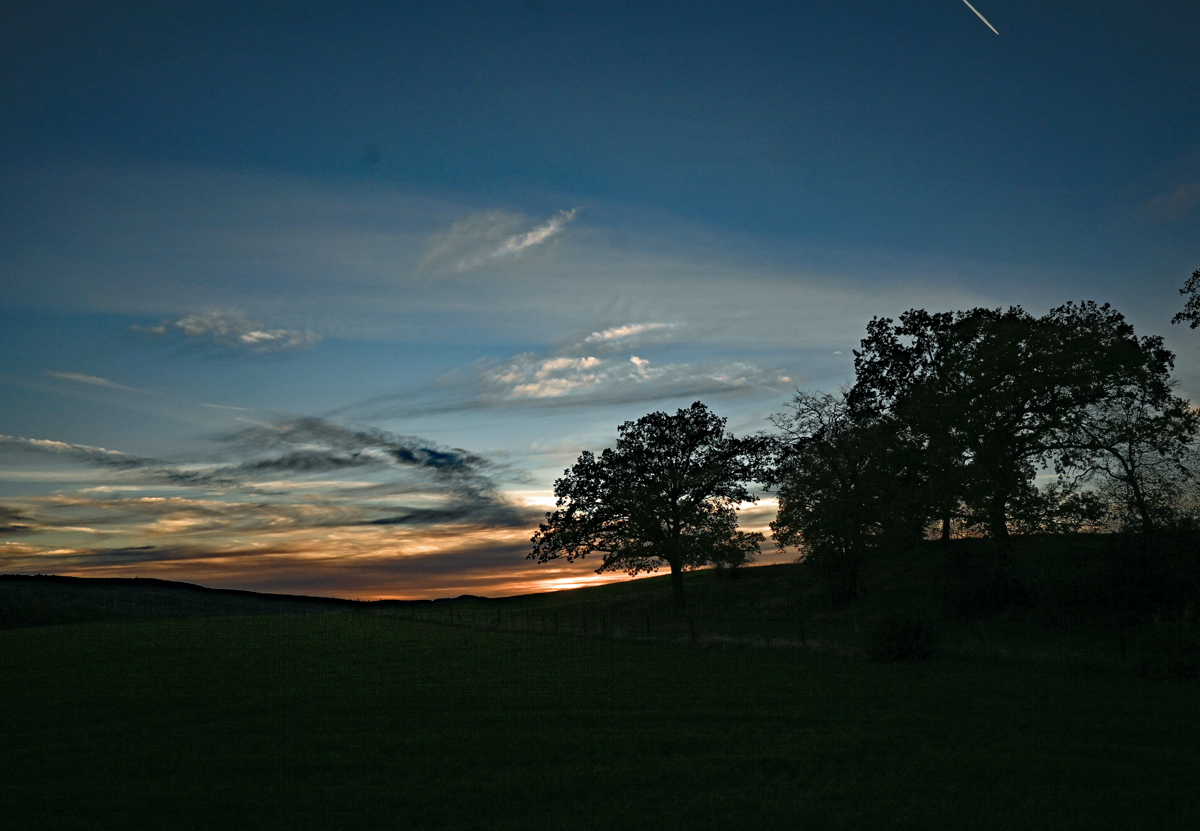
[0,506,34,534]
[0,417,523,537]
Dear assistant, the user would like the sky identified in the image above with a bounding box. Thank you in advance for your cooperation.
[2,0,1199,599]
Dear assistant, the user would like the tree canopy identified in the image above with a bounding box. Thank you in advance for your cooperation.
[529,402,765,605]
[766,389,922,600]
[775,302,1196,553]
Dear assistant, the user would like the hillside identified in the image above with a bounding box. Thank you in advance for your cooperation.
[5,532,1198,677]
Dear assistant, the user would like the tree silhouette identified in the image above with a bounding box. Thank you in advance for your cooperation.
[1171,266,1200,329]
[1060,380,1198,534]
[529,402,764,606]
[767,389,921,601]
[850,309,966,541]
[849,303,1182,551]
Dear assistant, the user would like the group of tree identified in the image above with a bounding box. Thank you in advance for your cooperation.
[530,278,1200,606]
[769,301,1198,596]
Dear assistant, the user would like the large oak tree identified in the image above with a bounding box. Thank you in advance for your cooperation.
[849,302,1187,548]
[529,402,765,606]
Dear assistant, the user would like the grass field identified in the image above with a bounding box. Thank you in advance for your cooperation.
[3,612,1197,830]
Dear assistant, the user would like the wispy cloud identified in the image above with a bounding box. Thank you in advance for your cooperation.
[0,434,140,468]
[341,324,793,420]
[1141,182,1200,225]
[8,163,997,351]
[0,417,525,533]
[0,415,549,596]
[0,506,35,534]
[584,322,676,344]
[421,208,580,273]
[200,403,255,411]
[132,311,320,354]
[491,208,578,257]
[483,322,790,405]
[46,372,145,392]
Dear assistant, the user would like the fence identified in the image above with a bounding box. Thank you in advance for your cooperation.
[373,601,821,649]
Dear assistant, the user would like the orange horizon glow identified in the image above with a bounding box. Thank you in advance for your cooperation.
[2,488,787,601]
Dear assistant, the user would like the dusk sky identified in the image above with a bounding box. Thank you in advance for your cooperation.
[2,0,1199,598]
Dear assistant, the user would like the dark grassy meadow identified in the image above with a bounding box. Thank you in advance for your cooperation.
[2,603,1197,830]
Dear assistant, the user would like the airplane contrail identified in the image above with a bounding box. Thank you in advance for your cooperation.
[961,0,999,35]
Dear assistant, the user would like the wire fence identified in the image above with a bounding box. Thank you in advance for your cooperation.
[375,600,845,652]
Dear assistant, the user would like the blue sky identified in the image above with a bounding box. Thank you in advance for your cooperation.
[2,0,1198,597]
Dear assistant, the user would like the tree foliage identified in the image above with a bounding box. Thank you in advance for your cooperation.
[1171,266,1200,330]
[529,402,764,605]
[844,302,1189,547]
[765,390,920,600]
[1059,376,1199,533]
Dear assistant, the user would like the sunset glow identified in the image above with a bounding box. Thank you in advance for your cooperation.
[2,1,1197,599]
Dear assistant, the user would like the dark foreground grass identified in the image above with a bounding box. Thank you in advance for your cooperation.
[2,614,1196,831]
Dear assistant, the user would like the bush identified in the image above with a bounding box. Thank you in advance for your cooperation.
[866,611,937,662]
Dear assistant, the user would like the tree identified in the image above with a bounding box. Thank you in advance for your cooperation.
[766,389,922,601]
[849,309,966,542]
[1171,265,1200,329]
[528,402,765,606]
[850,302,1178,552]
[1061,381,1199,534]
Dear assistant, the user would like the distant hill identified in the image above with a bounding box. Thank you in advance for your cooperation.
[0,573,361,629]
[0,572,502,631]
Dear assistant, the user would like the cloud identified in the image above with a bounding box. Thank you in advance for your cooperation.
[493,355,607,398]
[584,322,676,344]
[0,506,34,534]
[46,372,144,392]
[1141,182,1200,225]
[201,403,254,411]
[219,417,494,480]
[341,330,792,420]
[491,208,578,257]
[0,435,250,494]
[484,341,788,404]
[34,494,387,537]
[0,434,140,468]
[6,163,1000,354]
[421,208,579,273]
[0,529,563,600]
[0,414,552,596]
[0,417,527,543]
[323,313,791,422]
[132,311,320,354]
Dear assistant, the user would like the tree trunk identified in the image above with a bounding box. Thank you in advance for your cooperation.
[1130,478,1154,537]
[941,513,952,544]
[988,491,1011,551]
[669,563,687,608]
